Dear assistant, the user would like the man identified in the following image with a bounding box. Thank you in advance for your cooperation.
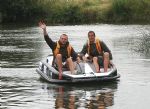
[39,21,79,79]
[80,31,112,73]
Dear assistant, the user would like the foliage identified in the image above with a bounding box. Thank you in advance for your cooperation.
[0,0,46,23]
[109,0,150,23]
[0,0,150,24]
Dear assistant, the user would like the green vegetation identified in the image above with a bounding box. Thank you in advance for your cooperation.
[110,0,150,23]
[0,0,150,24]
[0,0,47,23]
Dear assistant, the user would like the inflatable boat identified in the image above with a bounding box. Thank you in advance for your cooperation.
[36,55,120,84]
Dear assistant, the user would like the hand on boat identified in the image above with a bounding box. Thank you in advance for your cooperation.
[76,57,81,63]
[110,60,114,66]
[82,56,88,63]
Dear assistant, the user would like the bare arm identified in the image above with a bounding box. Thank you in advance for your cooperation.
[80,43,88,62]
[100,41,113,60]
[39,21,48,36]
[38,21,56,50]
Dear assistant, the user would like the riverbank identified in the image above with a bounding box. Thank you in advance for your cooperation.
[0,0,150,25]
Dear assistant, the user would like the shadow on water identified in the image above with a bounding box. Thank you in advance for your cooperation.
[41,81,119,109]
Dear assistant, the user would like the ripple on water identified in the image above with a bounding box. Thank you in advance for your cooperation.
[0,24,150,109]
[0,76,46,108]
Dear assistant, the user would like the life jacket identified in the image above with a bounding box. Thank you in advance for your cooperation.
[87,37,102,55]
[53,41,72,57]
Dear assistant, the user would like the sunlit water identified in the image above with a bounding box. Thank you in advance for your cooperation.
[0,24,150,109]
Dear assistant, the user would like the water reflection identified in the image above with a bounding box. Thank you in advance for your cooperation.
[43,82,118,109]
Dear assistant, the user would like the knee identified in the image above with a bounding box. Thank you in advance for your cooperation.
[93,57,98,62]
[104,52,109,59]
[67,57,72,62]
[56,54,62,59]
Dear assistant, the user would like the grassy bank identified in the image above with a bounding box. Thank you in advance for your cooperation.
[0,0,150,24]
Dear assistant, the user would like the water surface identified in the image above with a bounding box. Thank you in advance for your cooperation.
[0,24,150,109]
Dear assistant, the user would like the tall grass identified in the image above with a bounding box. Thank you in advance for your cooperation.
[110,0,150,23]
[38,0,150,24]
[0,0,47,23]
[43,0,111,24]
[0,0,150,24]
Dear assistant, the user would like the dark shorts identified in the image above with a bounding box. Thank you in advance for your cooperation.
[54,57,67,65]
[88,56,104,67]
[53,58,68,70]
[97,56,104,67]
[62,57,67,63]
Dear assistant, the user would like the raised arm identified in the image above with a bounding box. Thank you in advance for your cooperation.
[38,21,56,50]
[39,21,48,36]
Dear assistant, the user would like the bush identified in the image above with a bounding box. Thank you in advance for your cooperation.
[0,0,47,23]
[0,0,150,24]
[109,0,150,23]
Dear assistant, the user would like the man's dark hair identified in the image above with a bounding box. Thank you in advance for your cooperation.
[88,31,95,37]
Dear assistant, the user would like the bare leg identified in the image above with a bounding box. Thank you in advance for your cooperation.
[103,52,109,72]
[93,57,100,73]
[66,57,75,74]
[56,54,63,79]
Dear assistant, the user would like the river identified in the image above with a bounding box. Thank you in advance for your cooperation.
[0,24,150,109]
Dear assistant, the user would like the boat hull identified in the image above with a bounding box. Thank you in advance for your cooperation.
[36,68,120,84]
[36,60,120,84]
